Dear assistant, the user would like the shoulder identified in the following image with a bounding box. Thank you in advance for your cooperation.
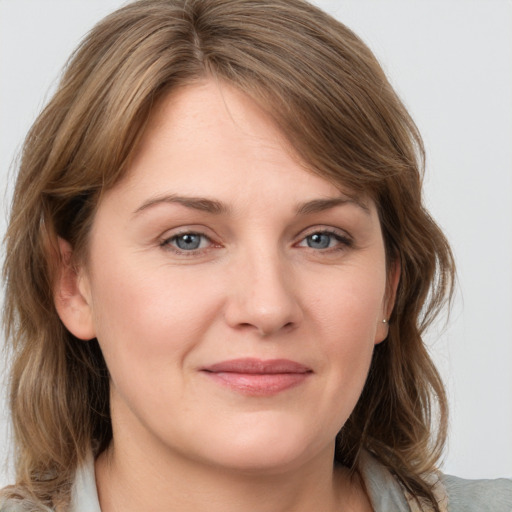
[441,473,512,512]
[357,450,512,512]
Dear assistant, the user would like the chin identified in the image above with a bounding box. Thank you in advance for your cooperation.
[187,418,334,475]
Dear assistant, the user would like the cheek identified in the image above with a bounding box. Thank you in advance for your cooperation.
[309,263,386,340]
[305,266,385,412]
[87,257,223,377]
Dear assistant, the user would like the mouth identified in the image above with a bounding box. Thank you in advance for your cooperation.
[200,358,312,396]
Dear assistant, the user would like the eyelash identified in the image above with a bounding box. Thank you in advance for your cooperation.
[159,228,353,256]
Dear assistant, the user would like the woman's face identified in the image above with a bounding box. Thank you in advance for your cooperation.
[61,81,396,473]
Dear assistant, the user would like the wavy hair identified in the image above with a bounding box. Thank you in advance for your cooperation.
[2,0,454,510]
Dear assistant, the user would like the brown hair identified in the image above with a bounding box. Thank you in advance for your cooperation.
[2,0,454,510]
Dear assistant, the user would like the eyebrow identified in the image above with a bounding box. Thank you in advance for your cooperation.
[132,193,369,217]
[133,194,228,216]
[296,196,370,215]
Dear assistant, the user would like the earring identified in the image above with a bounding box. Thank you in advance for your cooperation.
[382,319,388,324]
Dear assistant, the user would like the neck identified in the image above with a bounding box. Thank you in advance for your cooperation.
[95,439,367,512]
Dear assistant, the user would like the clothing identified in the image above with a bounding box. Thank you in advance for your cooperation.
[357,451,512,511]
[2,451,512,511]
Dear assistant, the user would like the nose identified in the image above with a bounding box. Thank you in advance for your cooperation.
[223,249,303,337]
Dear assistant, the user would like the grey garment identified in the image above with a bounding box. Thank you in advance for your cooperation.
[358,451,414,511]
[358,452,414,512]
[440,473,512,512]
[2,451,512,511]
[358,450,512,512]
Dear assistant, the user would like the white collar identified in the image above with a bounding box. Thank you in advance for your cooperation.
[69,451,101,512]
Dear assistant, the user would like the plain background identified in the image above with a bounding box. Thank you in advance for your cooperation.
[0,0,511,487]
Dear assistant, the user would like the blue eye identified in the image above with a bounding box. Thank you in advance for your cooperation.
[166,233,208,251]
[175,233,202,250]
[298,230,351,250]
[306,233,333,249]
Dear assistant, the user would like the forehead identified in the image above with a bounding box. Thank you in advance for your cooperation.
[133,80,294,172]
[119,80,372,210]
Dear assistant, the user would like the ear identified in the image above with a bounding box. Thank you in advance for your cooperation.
[53,237,96,340]
[374,257,401,345]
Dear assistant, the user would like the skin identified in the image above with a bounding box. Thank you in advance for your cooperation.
[56,80,398,512]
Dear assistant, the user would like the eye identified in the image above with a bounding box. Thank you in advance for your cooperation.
[162,232,211,252]
[297,230,352,251]
[305,233,334,249]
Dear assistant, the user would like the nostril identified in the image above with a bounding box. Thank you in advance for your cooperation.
[233,320,296,337]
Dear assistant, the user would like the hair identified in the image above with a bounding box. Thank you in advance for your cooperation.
[2,0,454,510]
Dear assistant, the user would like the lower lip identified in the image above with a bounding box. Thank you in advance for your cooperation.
[202,371,310,396]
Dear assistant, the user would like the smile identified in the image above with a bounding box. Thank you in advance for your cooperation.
[201,358,313,396]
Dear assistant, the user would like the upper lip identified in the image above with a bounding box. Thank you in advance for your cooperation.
[202,358,312,374]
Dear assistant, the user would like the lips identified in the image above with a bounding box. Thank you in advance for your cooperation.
[201,358,312,396]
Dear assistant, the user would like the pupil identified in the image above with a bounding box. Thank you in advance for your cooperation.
[176,234,200,250]
[308,233,330,249]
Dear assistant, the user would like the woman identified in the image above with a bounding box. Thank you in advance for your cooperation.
[1,0,511,511]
